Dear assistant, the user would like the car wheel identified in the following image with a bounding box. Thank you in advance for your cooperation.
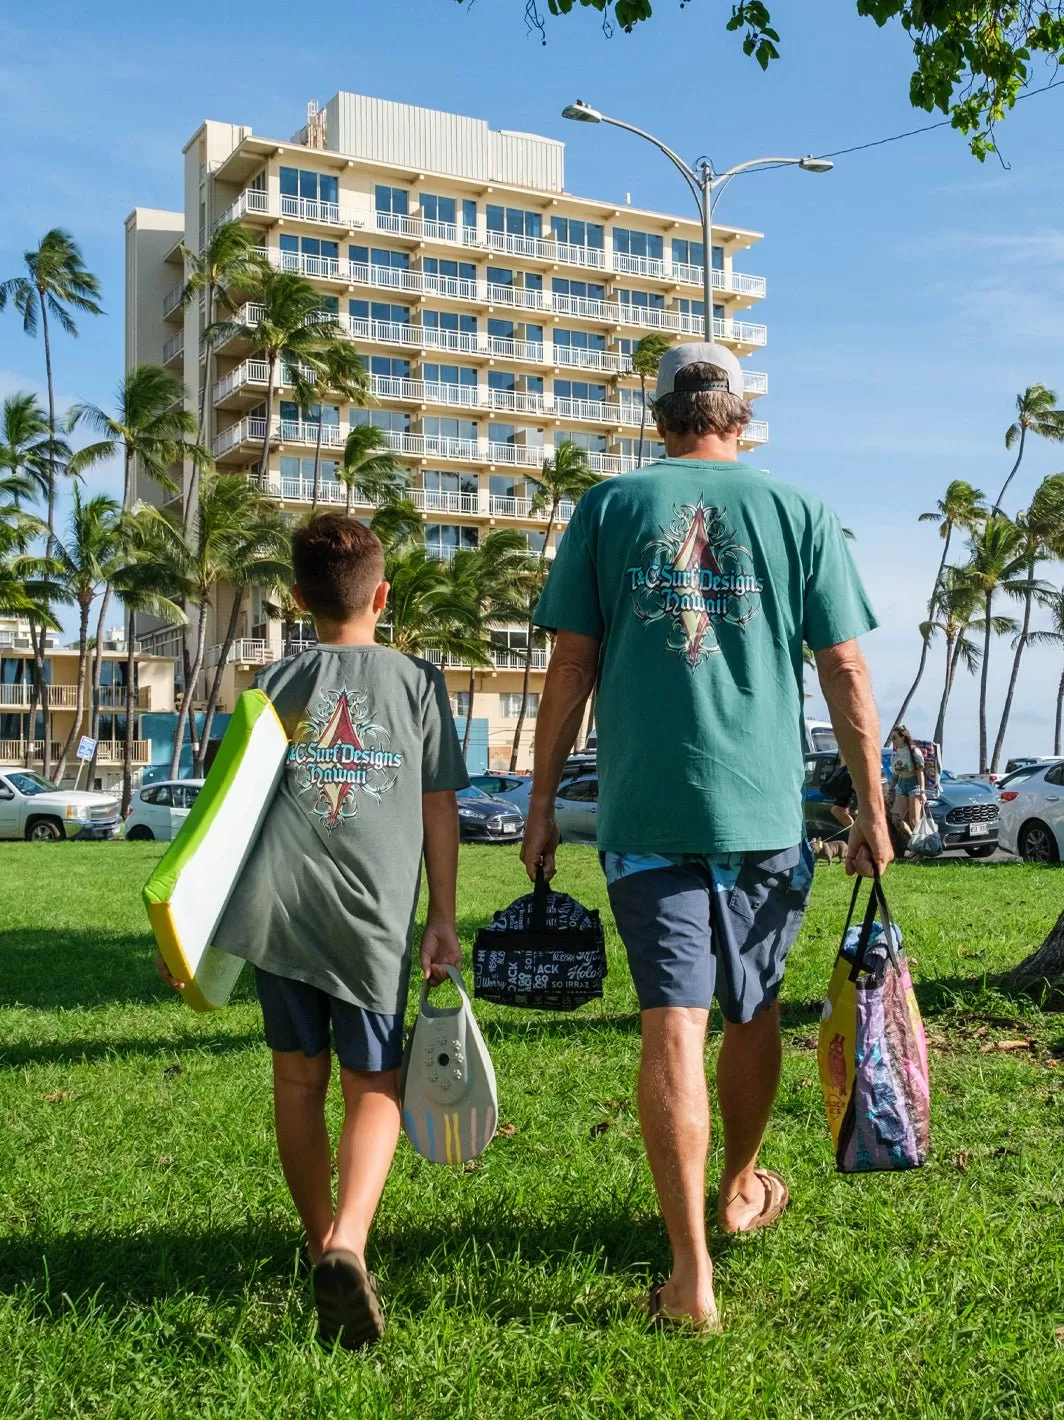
[126,825,154,842]
[964,844,997,859]
[26,817,63,843]
[1019,821,1060,865]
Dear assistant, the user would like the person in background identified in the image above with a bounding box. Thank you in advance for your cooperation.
[889,724,926,837]
[823,753,857,833]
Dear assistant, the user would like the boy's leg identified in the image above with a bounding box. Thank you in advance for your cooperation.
[325,1066,402,1262]
[271,1049,334,1264]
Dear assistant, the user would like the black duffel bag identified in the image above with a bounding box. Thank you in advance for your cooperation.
[473,867,607,1011]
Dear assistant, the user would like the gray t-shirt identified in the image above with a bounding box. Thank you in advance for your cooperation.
[214,644,469,1012]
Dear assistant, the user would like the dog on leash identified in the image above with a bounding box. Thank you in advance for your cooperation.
[810,836,847,865]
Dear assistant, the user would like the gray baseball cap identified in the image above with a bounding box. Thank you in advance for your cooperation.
[654,342,745,401]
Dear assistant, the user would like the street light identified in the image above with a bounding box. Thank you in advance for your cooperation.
[561,99,833,338]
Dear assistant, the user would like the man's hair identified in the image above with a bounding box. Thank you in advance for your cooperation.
[653,362,752,438]
[290,513,385,621]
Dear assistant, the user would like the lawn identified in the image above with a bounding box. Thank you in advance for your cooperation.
[1,844,1063,1419]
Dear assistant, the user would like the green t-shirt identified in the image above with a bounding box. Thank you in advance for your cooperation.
[534,459,878,855]
[214,645,469,1012]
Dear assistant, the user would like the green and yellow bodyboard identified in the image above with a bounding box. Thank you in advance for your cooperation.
[143,690,288,1011]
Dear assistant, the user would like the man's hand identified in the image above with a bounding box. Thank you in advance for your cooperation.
[420,921,462,985]
[155,950,185,991]
[521,803,560,882]
[847,810,894,879]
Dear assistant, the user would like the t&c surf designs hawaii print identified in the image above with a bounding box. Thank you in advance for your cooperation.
[626,498,764,667]
[288,685,404,831]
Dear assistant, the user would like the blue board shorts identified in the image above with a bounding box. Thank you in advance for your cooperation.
[602,844,814,1023]
[255,968,404,1073]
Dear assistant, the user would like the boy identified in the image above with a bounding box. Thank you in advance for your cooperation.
[156,514,468,1349]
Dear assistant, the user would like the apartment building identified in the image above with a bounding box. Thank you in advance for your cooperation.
[126,93,768,769]
[0,615,175,789]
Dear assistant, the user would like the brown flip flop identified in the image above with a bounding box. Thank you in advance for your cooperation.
[646,1283,721,1335]
[313,1249,385,1350]
[720,1168,790,1234]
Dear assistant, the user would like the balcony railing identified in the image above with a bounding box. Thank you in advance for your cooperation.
[204,638,276,668]
[162,283,184,318]
[217,188,365,232]
[424,648,549,671]
[260,474,575,525]
[162,332,184,365]
[0,738,150,766]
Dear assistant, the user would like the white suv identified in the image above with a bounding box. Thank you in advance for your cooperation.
[0,770,121,842]
[125,779,204,841]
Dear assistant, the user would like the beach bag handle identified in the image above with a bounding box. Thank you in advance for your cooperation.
[530,863,550,932]
[842,872,901,980]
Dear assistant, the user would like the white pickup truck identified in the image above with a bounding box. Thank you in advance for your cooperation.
[0,768,122,842]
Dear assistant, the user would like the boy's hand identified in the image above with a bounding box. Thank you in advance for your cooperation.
[420,922,462,985]
[155,950,185,992]
[521,803,559,882]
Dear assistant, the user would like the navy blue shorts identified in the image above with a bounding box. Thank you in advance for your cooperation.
[254,968,404,1073]
[603,844,813,1023]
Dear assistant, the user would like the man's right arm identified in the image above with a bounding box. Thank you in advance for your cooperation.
[814,639,894,877]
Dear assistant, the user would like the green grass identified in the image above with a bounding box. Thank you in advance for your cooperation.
[2,845,1063,1419]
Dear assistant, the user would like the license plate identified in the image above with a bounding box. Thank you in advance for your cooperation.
[969,822,989,837]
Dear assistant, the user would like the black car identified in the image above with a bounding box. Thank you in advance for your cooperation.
[456,785,524,843]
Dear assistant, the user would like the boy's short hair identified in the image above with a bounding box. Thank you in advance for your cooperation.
[653,362,752,438]
[290,514,385,621]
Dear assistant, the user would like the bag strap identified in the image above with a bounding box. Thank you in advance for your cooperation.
[419,963,471,1014]
[844,872,901,980]
[530,864,550,931]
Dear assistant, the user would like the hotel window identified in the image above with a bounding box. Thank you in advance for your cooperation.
[524,273,543,292]
[489,474,519,499]
[279,235,339,268]
[618,435,666,460]
[375,185,409,215]
[612,228,664,261]
[280,167,338,205]
[523,323,544,347]
[369,356,410,379]
[616,288,665,313]
[280,455,339,483]
[421,193,457,225]
[486,205,543,239]
[488,267,513,287]
[555,380,607,403]
[670,239,724,270]
[675,299,725,326]
[424,310,478,336]
[425,470,478,495]
[351,408,410,433]
[424,416,478,442]
[453,691,471,719]
[281,401,339,428]
[424,257,476,282]
[423,364,478,388]
[462,199,478,229]
[427,524,479,551]
[500,692,538,719]
[552,277,606,302]
[522,374,544,396]
[552,218,604,250]
[488,318,515,341]
[554,328,606,353]
[350,300,409,324]
[370,248,410,271]
[565,430,608,454]
[489,370,517,394]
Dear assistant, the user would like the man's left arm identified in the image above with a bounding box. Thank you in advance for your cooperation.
[420,789,462,983]
[520,631,599,881]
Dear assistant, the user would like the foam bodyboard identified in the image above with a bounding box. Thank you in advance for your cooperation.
[143,689,287,1011]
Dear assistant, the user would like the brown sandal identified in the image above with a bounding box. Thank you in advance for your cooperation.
[646,1283,721,1334]
[720,1169,790,1234]
[313,1249,385,1350]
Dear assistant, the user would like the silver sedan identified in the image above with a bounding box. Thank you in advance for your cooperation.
[555,774,599,844]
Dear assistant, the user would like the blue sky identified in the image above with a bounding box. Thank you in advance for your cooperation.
[2,0,1063,770]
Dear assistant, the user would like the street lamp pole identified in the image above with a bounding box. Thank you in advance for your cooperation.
[561,100,833,343]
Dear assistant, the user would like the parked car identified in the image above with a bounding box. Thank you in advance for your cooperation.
[804,752,1001,857]
[468,772,532,819]
[125,779,205,841]
[0,769,121,842]
[456,785,524,843]
[997,759,1064,864]
[555,774,599,844]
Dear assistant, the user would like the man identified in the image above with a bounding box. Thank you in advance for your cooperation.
[521,343,891,1331]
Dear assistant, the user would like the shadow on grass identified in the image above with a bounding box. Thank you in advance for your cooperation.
[0,929,259,1011]
[0,1031,262,1070]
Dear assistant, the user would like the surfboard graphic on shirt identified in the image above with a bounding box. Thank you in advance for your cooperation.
[626,498,764,668]
[287,685,404,830]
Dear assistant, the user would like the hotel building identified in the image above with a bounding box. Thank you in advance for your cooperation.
[126,93,768,769]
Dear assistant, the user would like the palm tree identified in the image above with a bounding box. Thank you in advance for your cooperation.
[337,423,407,515]
[631,332,672,468]
[195,501,291,773]
[300,343,370,507]
[1028,590,1064,755]
[449,532,535,757]
[510,440,600,771]
[68,364,207,511]
[989,474,1064,772]
[994,384,1064,513]
[383,545,482,661]
[210,267,340,485]
[49,490,123,783]
[894,480,986,729]
[960,516,1033,772]
[0,229,102,541]
[178,221,262,529]
[930,570,1016,757]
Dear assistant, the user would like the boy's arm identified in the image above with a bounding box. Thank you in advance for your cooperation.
[420,789,462,984]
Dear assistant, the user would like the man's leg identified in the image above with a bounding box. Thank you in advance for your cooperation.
[324,1067,402,1263]
[638,1006,717,1325]
[715,1004,784,1231]
[271,1048,334,1263]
